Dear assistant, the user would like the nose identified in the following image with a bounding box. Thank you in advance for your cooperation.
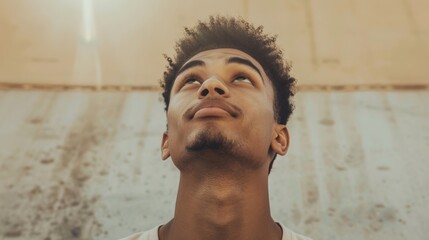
[197,77,230,99]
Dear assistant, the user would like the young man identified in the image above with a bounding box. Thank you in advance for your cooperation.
[120,16,312,240]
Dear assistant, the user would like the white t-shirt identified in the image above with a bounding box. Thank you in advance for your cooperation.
[119,222,313,240]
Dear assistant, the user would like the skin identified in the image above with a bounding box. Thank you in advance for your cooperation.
[159,48,290,240]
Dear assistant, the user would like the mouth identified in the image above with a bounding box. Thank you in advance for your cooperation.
[194,107,231,118]
[187,100,240,120]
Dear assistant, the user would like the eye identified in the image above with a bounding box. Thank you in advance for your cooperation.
[233,75,252,84]
[184,77,201,85]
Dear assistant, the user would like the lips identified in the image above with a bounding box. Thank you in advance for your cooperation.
[187,100,240,119]
[194,107,230,118]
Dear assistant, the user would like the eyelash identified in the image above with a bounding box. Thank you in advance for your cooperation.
[182,74,202,85]
[232,73,253,84]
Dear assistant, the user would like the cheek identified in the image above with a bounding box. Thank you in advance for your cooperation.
[167,95,185,127]
[253,98,275,132]
[246,94,275,124]
[165,110,184,161]
[167,110,184,144]
[166,97,192,144]
[245,97,276,140]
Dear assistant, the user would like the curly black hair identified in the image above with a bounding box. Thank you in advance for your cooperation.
[161,16,296,173]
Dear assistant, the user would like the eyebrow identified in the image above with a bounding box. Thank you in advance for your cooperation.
[177,60,205,75]
[176,56,263,80]
[227,57,263,79]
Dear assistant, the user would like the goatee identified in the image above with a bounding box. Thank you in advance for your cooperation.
[186,129,235,153]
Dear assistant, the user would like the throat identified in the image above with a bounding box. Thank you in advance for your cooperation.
[160,171,280,240]
[170,173,274,238]
[196,186,245,227]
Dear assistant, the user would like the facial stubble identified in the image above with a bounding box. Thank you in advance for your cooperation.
[184,125,262,171]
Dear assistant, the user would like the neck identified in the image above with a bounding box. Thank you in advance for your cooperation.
[159,167,281,240]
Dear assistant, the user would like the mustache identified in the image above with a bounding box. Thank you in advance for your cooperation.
[184,99,242,120]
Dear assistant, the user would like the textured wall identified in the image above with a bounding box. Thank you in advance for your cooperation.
[0,90,428,240]
[0,0,428,87]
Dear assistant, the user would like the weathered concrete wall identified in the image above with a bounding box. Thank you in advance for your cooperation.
[0,90,427,240]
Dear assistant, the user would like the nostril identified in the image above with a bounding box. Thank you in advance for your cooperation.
[215,88,225,95]
[201,89,209,96]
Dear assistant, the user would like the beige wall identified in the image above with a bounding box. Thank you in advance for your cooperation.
[1,0,428,88]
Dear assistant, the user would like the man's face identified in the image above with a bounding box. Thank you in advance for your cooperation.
[162,48,287,172]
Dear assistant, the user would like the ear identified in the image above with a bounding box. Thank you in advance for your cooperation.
[161,132,170,160]
[271,125,289,156]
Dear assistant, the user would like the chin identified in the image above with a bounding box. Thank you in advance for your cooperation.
[178,131,261,171]
[186,125,233,152]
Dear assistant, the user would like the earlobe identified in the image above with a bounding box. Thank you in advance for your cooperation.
[271,125,289,156]
[161,132,170,160]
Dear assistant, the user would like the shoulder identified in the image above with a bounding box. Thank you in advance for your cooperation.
[278,223,314,240]
[117,224,162,240]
